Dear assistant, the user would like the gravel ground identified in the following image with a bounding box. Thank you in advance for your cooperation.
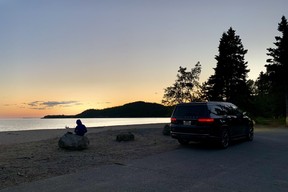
[0,127,179,190]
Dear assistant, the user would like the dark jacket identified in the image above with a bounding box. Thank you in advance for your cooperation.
[74,124,87,136]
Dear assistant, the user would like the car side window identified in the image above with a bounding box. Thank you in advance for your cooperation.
[226,103,242,116]
[232,104,244,116]
[209,104,228,116]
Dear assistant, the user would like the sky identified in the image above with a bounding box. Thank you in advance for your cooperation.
[0,0,287,118]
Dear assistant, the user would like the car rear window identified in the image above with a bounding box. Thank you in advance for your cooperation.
[173,105,209,117]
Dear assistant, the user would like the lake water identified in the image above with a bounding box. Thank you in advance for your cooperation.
[0,118,170,132]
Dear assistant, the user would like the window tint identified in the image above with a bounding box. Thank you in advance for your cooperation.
[173,105,209,117]
[225,103,242,116]
[209,104,227,116]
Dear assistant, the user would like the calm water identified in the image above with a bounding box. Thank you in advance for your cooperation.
[0,118,170,132]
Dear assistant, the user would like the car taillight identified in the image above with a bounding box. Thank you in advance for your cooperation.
[198,118,214,123]
[171,117,177,123]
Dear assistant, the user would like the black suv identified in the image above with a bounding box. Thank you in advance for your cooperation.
[170,102,254,148]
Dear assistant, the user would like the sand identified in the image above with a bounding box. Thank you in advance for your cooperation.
[0,124,178,190]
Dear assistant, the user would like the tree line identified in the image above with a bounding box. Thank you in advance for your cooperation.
[162,16,288,126]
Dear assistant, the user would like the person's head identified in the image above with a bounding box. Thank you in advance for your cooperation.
[76,119,82,125]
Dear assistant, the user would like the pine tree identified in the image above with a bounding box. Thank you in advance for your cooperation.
[204,27,251,109]
[253,71,276,117]
[255,72,271,95]
[266,16,288,126]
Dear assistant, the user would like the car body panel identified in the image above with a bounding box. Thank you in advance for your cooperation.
[170,102,254,147]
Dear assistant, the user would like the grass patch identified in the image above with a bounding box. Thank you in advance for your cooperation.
[254,117,285,127]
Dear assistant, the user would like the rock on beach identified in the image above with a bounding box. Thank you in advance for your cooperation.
[58,132,90,150]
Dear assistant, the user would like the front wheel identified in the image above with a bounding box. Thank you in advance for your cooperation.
[246,126,254,141]
[220,129,230,149]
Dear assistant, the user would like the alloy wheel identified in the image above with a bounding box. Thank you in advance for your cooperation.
[220,129,229,149]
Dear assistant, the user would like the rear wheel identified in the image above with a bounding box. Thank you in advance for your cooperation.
[220,129,229,149]
[178,138,189,145]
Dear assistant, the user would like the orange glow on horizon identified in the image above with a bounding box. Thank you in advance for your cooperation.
[0,96,163,118]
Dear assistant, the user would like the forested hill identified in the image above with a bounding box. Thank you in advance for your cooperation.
[43,101,174,118]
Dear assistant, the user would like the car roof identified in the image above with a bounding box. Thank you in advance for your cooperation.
[176,101,232,106]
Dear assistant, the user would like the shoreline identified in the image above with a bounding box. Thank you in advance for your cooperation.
[0,123,167,145]
[1,123,285,145]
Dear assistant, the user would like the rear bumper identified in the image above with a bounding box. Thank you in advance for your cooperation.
[170,124,222,141]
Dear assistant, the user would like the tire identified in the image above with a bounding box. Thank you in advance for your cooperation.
[220,129,230,149]
[178,138,189,145]
[246,126,254,141]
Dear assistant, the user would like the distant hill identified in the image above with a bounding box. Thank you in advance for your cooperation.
[43,101,174,118]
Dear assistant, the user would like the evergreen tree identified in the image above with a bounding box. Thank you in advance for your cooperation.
[162,62,202,106]
[253,71,276,117]
[255,72,271,95]
[266,16,288,125]
[204,27,251,109]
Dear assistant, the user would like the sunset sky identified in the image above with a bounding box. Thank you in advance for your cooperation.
[1,0,287,118]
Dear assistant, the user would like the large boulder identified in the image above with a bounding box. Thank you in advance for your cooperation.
[58,132,89,150]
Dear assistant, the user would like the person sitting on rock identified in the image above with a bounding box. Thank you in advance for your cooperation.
[74,119,87,136]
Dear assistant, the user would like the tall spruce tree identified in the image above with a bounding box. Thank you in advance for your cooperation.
[266,16,288,126]
[204,27,251,109]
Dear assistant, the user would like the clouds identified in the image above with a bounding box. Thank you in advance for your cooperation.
[0,100,85,117]
[26,100,82,110]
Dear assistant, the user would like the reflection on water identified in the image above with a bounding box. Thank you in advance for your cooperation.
[0,118,170,132]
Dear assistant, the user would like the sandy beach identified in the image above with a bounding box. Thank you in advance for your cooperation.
[0,123,179,190]
[0,123,168,145]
